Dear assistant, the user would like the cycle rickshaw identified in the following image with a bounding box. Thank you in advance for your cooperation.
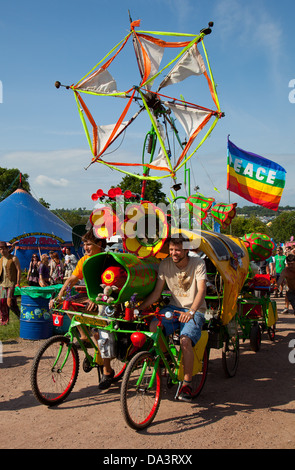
[30,228,249,430]
[237,273,277,352]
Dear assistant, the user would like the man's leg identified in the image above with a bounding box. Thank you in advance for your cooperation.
[180,335,194,383]
[178,311,205,401]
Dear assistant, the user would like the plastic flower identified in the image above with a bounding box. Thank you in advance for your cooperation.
[120,201,169,258]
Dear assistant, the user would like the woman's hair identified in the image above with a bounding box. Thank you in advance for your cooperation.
[52,251,60,260]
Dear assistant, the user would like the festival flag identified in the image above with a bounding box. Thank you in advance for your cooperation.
[227,138,286,211]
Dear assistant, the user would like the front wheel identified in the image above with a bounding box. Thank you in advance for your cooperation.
[31,335,79,406]
[120,351,161,430]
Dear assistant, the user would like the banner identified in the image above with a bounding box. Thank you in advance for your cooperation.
[227,138,286,210]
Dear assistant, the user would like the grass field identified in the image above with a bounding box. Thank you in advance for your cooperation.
[0,299,21,341]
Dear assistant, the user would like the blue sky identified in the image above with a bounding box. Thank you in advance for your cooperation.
[1,0,294,210]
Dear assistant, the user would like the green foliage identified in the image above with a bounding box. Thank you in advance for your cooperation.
[222,215,269,237]
[38,197,50,209]
[51,208,91,228]
[112,174,168,205]
[0,167,30,200]
[268,211,295,244]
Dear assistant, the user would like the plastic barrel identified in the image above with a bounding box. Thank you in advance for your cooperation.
[20,289,53,340]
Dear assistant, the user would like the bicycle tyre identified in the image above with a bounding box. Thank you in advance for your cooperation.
[267,325,276,342]
[120,351,161,430]
[111,359,127,383]
[31,335,79,406]
[250,323,261,352]
[191,347,209,397]
[222,334,239,377]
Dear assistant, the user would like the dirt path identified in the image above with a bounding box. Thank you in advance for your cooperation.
[0,297,294,450]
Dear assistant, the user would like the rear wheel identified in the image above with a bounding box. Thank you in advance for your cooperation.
[191,347,209,397]
[120,351,161,430]
[222,334,239,377]
[31,335,79,406]
[250,323,261,352]
[267,325,276,342]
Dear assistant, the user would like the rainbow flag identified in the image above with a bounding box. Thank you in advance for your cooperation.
[227,138,286,211]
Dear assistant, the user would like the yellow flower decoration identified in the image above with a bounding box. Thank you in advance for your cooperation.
[89,206,119,239]
[120,201,169,258]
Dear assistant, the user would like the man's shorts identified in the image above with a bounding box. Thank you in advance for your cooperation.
[152,304,205,347]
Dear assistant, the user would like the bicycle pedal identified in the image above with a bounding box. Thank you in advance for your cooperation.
[82,357,94,373]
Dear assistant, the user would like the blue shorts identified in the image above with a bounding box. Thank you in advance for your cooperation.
[152,305,205,347]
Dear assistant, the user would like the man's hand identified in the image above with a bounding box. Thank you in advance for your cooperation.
[49,298,56,309]
[85,300,98,312]
[176,310,193,323]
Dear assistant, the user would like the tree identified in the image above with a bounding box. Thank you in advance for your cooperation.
[38,197,50,209]
[222,215,269,238]
[0,168,30,200]
[112,174,168,205]
[268,211,295,244]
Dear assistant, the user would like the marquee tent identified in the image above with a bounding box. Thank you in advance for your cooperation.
[0,188,73,269]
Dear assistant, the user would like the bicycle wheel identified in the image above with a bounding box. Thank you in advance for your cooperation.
[191,347,209,397]
[120,351,161,430]
[250,323,261,352]
[31,335,79,406]
[222,334,239,377]
[111,358,127,383]
[267,325,276,341]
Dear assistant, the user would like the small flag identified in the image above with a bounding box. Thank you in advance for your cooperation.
[227,138,286,211]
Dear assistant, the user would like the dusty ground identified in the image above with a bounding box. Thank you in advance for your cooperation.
[0,296,294,452]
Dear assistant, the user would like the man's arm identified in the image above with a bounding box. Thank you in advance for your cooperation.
[13,256,21,285]
[138,277,166,312]
[49,274,79,309]
[178,278,207,323]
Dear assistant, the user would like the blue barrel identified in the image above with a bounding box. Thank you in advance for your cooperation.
[20,287,55,340]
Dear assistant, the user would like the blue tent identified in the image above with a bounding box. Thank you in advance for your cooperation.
[0,188,73,269]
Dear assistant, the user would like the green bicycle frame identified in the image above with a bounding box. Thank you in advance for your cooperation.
[135,324,182,390]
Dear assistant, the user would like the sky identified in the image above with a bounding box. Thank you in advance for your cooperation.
[1,0,295,211]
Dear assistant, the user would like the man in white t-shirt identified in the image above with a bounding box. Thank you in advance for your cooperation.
[139,234,207,402]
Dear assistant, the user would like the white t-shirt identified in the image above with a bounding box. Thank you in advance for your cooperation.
[158,256,207,312]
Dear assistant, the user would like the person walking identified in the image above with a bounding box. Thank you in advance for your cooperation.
[274,246,286,297]
[0,241,21,325]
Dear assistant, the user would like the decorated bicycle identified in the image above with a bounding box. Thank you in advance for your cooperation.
[237,233,278,352]
[30,17,254,429]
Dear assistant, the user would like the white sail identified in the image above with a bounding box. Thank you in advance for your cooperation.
[159,44,206,90]
[76,68,117,94]
[166,102,211,138]
[97,122,128,154]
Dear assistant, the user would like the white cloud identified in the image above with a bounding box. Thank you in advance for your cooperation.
[214,0,283,74]
[35,175,69,187]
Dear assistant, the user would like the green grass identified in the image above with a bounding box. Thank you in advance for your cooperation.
[0,300,21,342]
